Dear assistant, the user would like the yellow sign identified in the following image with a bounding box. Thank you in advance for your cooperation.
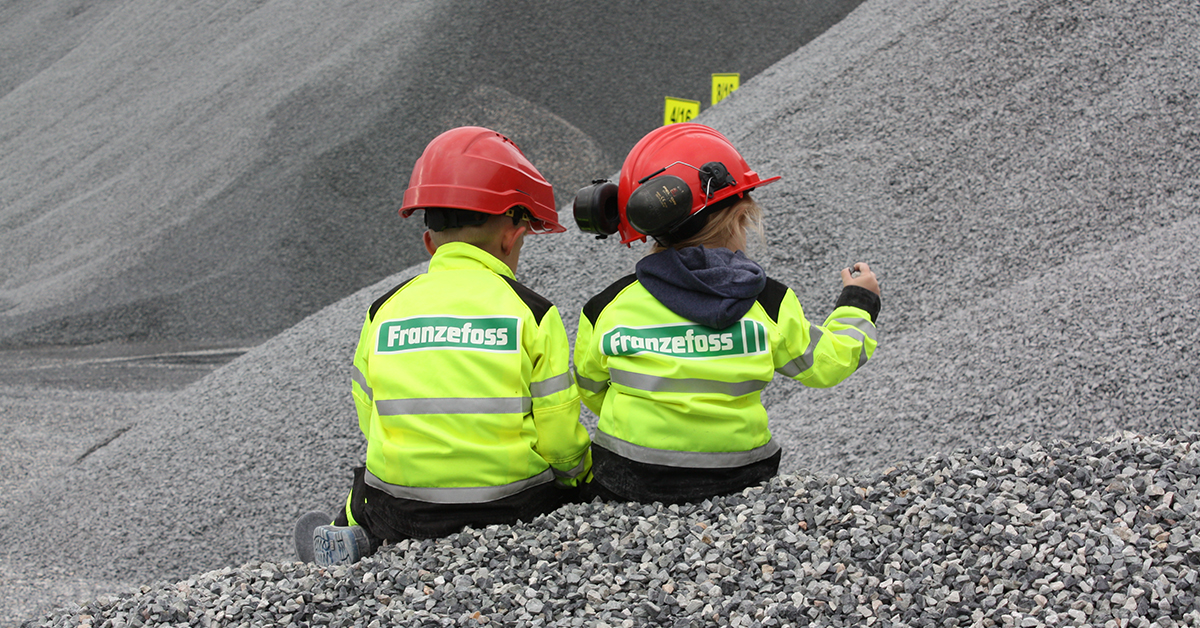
[712,73,740,105]
[664,97,700,125]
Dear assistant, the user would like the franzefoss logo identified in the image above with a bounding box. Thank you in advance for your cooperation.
[601,320,768,358]
[376,316,519,353]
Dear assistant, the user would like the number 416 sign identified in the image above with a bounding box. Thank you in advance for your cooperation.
[663,97,700,125]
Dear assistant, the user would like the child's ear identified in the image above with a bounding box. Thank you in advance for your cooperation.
[423,230,437,255]
[500,224,527,256]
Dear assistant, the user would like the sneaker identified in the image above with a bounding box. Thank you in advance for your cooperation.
[294,511,332,563]
[313,524,370,566]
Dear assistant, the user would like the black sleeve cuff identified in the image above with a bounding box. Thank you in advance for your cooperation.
[835,285,881,324]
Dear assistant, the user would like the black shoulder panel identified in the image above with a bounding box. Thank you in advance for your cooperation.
[756,277,790,324]
[502,276,554,325]
[583,274,639,326]
[368,276,419,322]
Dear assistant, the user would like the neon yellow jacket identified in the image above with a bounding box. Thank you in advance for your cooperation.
[352,242,591,503]
[574,275,877,469]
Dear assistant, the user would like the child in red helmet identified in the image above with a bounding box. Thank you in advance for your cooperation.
[572,123,880,504]
[294,126,592,566]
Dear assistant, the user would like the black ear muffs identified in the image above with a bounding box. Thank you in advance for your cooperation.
[573,180,620,239]
[625,174,693,237]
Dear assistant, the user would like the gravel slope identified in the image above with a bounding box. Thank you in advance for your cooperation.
[29,432,1200,628]
[0,0,861,348]
[4,0,1200,624]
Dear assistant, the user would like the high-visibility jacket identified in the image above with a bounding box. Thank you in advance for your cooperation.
[574,275,878,470]
[352,242,591,504]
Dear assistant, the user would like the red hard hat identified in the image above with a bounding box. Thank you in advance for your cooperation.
[399,126,565,234]
[616,123,779,244]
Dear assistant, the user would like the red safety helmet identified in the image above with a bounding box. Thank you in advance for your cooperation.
[615,123,779,244]
[399,126,565,234]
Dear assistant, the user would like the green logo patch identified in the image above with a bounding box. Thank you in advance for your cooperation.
[377,316,519,353]
[601,320,768,358]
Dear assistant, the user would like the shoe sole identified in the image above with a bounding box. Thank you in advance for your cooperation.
[314,526,362,566]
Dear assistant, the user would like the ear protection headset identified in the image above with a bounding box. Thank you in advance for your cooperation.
[572,179,620,239]
[573,123,780,245]
[575,160,738,238]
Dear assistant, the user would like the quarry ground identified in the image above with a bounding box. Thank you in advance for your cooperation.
[0,341,246,624]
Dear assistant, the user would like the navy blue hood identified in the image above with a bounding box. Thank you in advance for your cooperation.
[635,246,767,329]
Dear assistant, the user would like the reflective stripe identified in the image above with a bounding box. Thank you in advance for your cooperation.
[594,430,781,469]
[777,318,875,377]
[376,396,532,416]
[776,325,821,377]
[530,371,573,398]
[609,369,768,397]
[830,317,877,344]
[832,317,875,369]
[574,368,609,393]
[351,365,374,401]
[551,455,589,479]
[365,468,555,504]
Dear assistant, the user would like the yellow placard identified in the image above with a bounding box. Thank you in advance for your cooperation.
[663,97,700,125]
[712,73,740,105]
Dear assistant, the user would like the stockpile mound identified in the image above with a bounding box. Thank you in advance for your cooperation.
[4,0,1200,624]
[32,432,1200,627]
[0,0,857,347]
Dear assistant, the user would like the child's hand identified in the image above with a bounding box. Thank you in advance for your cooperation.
[842,262,880,295]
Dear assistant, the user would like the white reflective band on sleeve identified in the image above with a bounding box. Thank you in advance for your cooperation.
[609,369,769,396]
[376,396,532,415]
[573,367,610,393]
[776,325,821,378]
[594,430,781,469]
[530,371,573,398]
[351,365,374,401]
[832,317,875,369]
[365,468,555,504]
[831,317,877,343]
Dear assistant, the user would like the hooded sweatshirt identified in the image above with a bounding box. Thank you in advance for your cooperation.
[634,246,767,329]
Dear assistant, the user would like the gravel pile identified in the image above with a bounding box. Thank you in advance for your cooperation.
[5,0,1200,624]
[0,0,860,347]
[29,431,1200,627]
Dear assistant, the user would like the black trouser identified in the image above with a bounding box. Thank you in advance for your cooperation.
[335,466,582,544]
[583,444,782,505]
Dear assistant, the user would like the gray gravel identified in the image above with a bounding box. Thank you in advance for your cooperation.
[29,432,1200,627]
[0,0,860,348]
[4,0,1200,624]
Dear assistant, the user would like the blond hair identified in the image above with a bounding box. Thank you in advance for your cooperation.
[650,195,765,253]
